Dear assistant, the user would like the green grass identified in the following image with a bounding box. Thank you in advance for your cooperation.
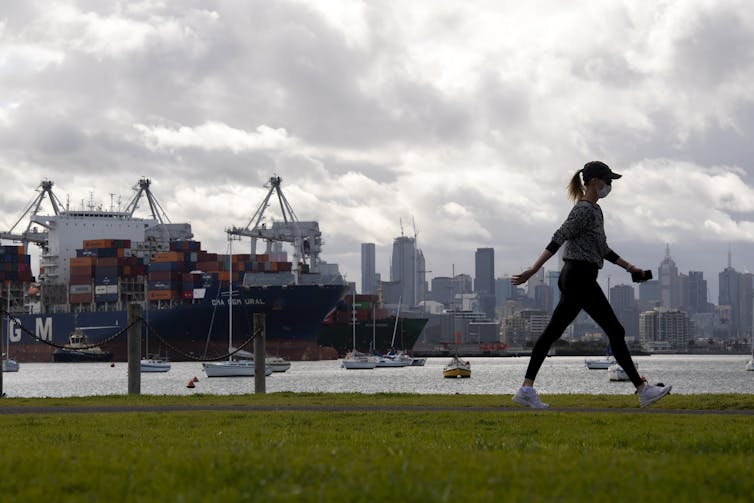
[0,393,753,502]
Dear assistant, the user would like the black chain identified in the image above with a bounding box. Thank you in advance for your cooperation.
[140,316,262,361]
[2,308,137,350]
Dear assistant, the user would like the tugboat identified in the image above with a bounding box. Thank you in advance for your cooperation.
[52,328,113,362]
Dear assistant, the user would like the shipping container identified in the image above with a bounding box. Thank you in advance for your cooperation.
[148,281,180,291]
[69,275,92,285]
[147,290,177,301]
[148,271,182,282]
[69,284,92,295]
[95,293,119,303]
[152,251,185,262]
[70,257,96,267]
[70,293,93,304]
[149,261,181,272]
[0,245,24,255]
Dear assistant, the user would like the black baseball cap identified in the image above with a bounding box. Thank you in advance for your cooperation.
[582,161,621,183]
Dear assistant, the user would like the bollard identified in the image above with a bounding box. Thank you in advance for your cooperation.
[127,303,141,394]
[253,313,266,394]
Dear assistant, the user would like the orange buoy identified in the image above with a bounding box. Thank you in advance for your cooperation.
[192,376,199,382]
[186,380,195,388]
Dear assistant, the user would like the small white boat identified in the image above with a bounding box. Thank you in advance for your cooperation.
[140,357,171,373]
[745,359,754,371]
[443,355,471,378]
[229,346,291,372]
[607,362,637,381]
[585,357,616,369]
[375,349,413,368]
[341,351,377,369]
[203,360,272,377]
[410,357,426,366]
[2,357,19,372]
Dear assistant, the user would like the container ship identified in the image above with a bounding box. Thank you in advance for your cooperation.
[1,177,347,362]
[317,294,428,356]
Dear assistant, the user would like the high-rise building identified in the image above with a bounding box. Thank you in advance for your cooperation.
[360,243,377,295]
[739,272,753,340]
[639,308,691,351]
[474,248,495,294]
[546,270,560,310]
[610,284,639,342]
[387,235,422,306]
[431,276,454,306]
[474,248,495,319]
[685,270,709,314]
[658,245,680,308]
[495,276,514,306]
[719,250,740,339]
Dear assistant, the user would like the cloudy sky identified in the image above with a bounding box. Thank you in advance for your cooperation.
[2,0,754,300]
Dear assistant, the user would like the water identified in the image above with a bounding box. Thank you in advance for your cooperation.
[1,355,752,398]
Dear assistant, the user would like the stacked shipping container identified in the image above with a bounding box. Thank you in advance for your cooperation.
[69,239,145,303]
[65,239,296,304]
[0,245,34,290]
[147,241,293,302]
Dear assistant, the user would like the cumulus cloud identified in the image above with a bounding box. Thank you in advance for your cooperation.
[2,0,754,299]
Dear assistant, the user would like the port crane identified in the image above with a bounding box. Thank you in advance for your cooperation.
[0,180,61,251]
[227,176,323,272]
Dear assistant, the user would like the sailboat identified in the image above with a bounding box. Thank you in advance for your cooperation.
[375,297,413,368]
[3,286,19,372]
[342,290,376,369]
[203,234,271,377]
[229,345,291,373]
[745,342,754,371]
[141,283,171,372]
[585,346,616,369]
[443,353,471,378]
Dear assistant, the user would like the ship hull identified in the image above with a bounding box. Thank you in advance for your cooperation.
[9,283,347,362]
[318,317,428,357]
[52,349,113,363]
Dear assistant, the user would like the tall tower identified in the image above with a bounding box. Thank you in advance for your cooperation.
[390,235,416,306]
[474,248,496,319]
[360,243,376,294]
[658,244,680,308]
[719,249,740,339]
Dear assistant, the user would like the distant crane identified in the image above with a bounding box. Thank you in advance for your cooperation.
[227,176,323,273]
[0,180,62,252]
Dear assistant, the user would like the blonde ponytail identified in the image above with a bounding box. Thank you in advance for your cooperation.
[567,169,584,203]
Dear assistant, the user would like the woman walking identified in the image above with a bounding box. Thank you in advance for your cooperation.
[511,161,671,408]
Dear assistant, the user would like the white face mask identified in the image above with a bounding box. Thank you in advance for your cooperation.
[597,183,611,199]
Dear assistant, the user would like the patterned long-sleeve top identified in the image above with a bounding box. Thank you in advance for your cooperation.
[545,200,620,268]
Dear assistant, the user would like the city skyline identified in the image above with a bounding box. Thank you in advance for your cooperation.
[361,238,741,306]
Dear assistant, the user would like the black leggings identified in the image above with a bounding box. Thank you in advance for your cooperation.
[525,260,643,388]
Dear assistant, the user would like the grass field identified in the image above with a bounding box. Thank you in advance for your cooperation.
[1,393,753,502]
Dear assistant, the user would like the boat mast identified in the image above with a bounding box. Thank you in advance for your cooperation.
[390,296,402,349]
[352,289,356,353]
[228,232,233,362]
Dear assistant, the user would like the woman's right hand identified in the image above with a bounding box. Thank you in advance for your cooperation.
[511,268,535,286]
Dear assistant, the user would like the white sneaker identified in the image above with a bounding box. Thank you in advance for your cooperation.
[638,382,672,408]
[512,387,549,409]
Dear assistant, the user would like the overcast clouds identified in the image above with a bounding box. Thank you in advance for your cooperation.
[3,0,754,300]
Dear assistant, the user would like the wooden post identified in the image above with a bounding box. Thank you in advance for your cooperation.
[0,314,4,398]
[127,303,141,394]
[254,313,266,394]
